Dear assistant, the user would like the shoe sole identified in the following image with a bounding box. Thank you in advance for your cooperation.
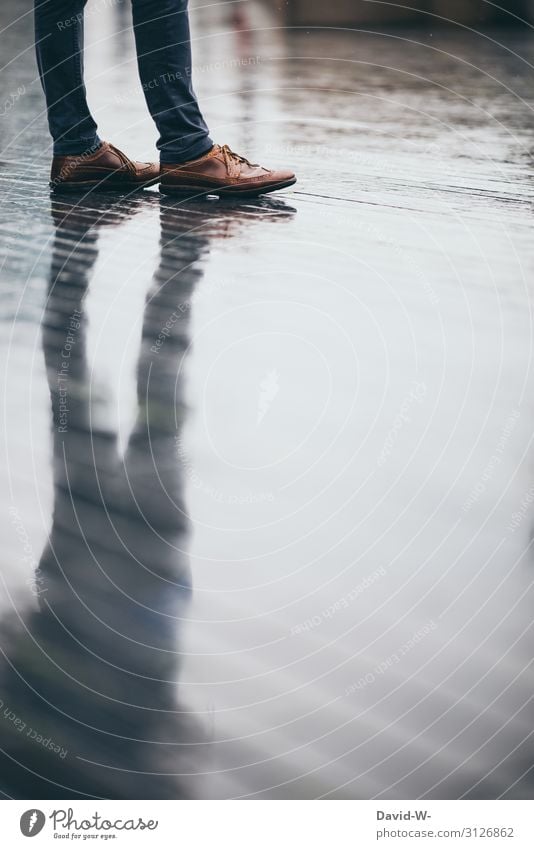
[50,174,161,193]
[159,177,297,198]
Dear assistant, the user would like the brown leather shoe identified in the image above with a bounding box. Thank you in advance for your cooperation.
[50,141,160,192]
[160,144,296,197]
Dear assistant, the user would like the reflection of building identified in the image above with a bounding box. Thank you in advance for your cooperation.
[270,0,533,26]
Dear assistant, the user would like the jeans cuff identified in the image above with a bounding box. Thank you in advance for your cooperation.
[159,136,213,165]
[53,135,102,157]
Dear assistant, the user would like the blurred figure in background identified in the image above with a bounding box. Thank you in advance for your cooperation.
[33,0,296,196]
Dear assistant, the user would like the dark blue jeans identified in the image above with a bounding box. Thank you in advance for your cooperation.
[34,0,213,162]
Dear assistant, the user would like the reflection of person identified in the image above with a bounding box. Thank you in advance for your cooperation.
[0,192,296,799]
[34,0,296,196]
[0,197,203,798]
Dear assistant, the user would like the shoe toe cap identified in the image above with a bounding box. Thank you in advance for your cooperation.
[274,168,297,182]
[270,168,296,184]
[137,161,160,178]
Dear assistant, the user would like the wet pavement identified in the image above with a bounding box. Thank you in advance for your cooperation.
[1,0,534,799]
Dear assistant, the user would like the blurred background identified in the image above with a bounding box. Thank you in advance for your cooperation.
[270,0,534,26]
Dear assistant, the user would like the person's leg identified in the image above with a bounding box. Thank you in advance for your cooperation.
[34,0,101,155]
[130,0,213,164]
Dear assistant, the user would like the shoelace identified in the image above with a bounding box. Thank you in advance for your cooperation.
[220,143,261,173]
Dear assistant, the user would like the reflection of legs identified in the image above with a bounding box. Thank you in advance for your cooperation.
[0,199,202,800]
[130,0,212,163]
[42,199,191,679]
[34,0,101,155]
[39,206,119,596]
[123,203,209,628]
